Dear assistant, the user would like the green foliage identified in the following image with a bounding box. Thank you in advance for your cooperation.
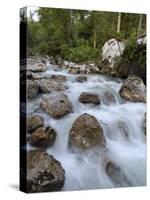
[67,45,99,63]
[27,8,146,64]
[123,31,137,61]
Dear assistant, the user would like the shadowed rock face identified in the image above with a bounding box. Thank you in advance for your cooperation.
[27,115,44,133]
[119,75,146,102]
[69,113,106,150]
[41,93,73,119]
[28,126,56,148]
[79,92,100,105]
[105,161,131,186]
[27,150,65,193]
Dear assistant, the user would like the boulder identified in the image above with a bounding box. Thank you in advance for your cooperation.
[50,75,67,82]
[27,63,47,72]
[79,92,100,105]
[143,113,146,135]
[28,126,56,148]
[101,38,125,73]
[137,33,146,46]
[75,76,87,83]
[41,93,73,119]
[27,150,65,193]
[105,161,129,185]
[69,113,106,150]
[27,80,39,99]
[119,75,146,102]
[27,115,44,133]
[102,92,116,105]
[37,79,68,93]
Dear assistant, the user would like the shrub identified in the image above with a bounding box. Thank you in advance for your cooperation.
[63,45,99,63]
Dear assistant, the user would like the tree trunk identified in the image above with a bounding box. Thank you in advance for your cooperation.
[137,14,143,38]
[93,30,96,49]
[117,12,121,33]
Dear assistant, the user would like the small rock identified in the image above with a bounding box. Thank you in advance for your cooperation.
[28,126,56,148]
[75,76,87,83]
[69,113,106,150]
[50,75,67,82]
[41,93,73,119]
[27,150,65,193]
[27,115,44,133]
[79,92,100,105]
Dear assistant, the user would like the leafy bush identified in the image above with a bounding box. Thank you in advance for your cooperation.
[62,45,99,63]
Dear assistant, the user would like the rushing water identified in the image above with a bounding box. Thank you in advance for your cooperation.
[27,63,146,191]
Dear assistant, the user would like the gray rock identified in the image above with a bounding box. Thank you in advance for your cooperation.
[28,126,56,148]
[50,75,67,82]
[69,113,106,150]
[37,79,68,93]
[27,150,65,192]
[27,115,44,133]
[27,63,47,72]
[102,38,125,68]
[79,92,100,105]
[41,93,73,119]
[75,76,87,83]
[119,75,146,102]
[27,80,39,99]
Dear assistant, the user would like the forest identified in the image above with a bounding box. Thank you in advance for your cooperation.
[27,8,146,63]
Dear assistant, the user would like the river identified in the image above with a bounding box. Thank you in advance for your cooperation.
[27,62,146,191]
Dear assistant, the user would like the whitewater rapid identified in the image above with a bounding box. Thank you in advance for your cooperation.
[27,63,146,190]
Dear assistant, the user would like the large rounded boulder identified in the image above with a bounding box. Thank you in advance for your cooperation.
[101,38,125,73]
[28,126,56,148]
[79,92,100,105]
[69,113,106,150]
[27,150,65,193]
[41,93,73,119]
[119,75,146,102]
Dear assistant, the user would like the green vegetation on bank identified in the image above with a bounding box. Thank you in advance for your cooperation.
[26,8,146,63]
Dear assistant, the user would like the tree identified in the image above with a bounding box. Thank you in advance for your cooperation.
[117,12,121,33]
[137,14,143,38]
